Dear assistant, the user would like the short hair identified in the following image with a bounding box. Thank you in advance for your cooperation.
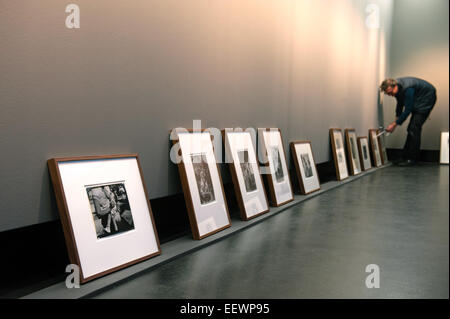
[380,78,397,92]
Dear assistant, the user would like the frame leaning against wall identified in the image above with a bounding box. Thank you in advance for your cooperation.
[223,129,270,221]
[290,140,321,195]
[258,128,294,207]
[329,128,349,181]
[345,128,362,176]
[369,129,383,167]
[171,129,231,240]
[47,154,161,284]
[357,136,372,171]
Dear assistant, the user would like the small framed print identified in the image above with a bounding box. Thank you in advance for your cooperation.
[171,129,231,240]
[223,130,269,220]
[258,128,294,207]
[369,129,383,167]
[345,129,362,175]
[376,129,389,164]
[440,132,449,164]
[357,137,372,171]
[290,141,321,195]
[47,154,161,284]
[329,128,349,181]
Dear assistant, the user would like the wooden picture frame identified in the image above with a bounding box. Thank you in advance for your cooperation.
[357,137,372,171]
[369,129,383,167]
[47,154,161,284]
[258,128,294,207]
[329,128,349,181]
[223,130,270,221]
[171,129,231,240]
[345,129,362,175]
[290,141,321,195]
[376,129,389,164]
[440,131,449,164]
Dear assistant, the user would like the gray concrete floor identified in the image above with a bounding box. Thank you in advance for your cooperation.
[92,164,449,299]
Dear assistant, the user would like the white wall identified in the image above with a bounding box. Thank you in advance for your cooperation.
[0,0,393,231]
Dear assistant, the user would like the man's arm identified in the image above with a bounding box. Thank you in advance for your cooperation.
[395,88,415,125]
[395,101,403,118]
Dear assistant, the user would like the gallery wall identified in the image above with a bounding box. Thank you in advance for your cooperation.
[0,0,393,231]
[384,0,449,150]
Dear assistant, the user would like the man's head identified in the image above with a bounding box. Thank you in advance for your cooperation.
[380,78,398,96]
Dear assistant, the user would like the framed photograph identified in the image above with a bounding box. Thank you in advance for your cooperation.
[223,130,269,220]
[258,128,294,207]
[290,141,320,195]
[369,129,383,167]
[440,132,449,164]
[47,154,161,284]
[345,129,362,175]
[376,129,389,164]
[357,137,372,171]
[329,128,349,181]
[172,129,231,240]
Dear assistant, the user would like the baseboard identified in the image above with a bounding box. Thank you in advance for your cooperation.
[386,148,440,162]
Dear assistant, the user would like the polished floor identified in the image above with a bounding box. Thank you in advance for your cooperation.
[93,164,449,299]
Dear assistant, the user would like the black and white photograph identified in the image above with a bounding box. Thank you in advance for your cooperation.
[350,137,357,160]
[300,153,313,178]
[238,150,257,193]
[191,154,216,205]
[337,151,344,163]
[86,182,134,239]
[357,136,372,171]
[270,146,285,183]
[363,145,368,159]
[336,136,342,149]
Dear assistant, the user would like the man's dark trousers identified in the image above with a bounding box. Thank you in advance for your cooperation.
[403,111,431,162]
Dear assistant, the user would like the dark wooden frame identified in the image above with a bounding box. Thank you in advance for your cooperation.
[290,140,321,195]
[357,136,372,171]
[222,130,270,221]
[344,128,362,176]
[171,129,231,240]
[329,128,349,181]
[47,154,161,284]
[258,128,294,207]
[369,129,382,167]
[376,129,388,165]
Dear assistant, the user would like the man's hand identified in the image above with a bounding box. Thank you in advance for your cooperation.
[386,122,397,133]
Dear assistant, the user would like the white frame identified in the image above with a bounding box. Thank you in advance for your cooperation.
[224,130,269,220]
[47,155,161,283]
[369,129,383,167]
[258,128,294,206]
[330,129,349,181]
[290,141,321,195]
[173,129,231,239]
[345,129,362,175]
[440,132,449,164]
[357,137,372,171]
[377,129,389,164]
